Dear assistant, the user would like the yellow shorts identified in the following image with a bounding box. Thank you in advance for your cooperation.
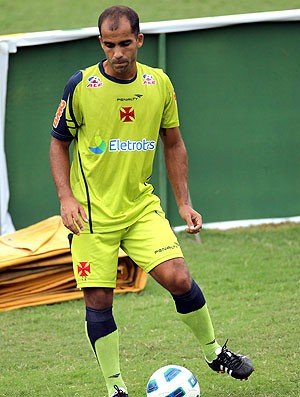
[70,209,183,289]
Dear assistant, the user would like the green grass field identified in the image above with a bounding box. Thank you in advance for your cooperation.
[1,0,300,34]
[1,223,299,396]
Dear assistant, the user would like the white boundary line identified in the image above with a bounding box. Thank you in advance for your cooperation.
[173,216,300,232]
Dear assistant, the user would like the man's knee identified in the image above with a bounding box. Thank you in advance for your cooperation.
[83,287,114,310]
[171,270,193,294]
[150,258,192,294]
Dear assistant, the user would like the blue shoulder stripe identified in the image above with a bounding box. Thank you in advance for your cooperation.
[66,70,82,131]
[51,70,83,140]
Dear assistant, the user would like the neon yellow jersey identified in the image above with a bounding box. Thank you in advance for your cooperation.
[51,61,179,232]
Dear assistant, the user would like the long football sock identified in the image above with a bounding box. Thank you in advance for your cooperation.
[85,306,127,397]
[172,280,221,361]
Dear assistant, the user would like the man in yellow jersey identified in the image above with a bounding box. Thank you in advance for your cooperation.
[50,6,253,397]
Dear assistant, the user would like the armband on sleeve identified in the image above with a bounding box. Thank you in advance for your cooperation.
[51,70,82,141]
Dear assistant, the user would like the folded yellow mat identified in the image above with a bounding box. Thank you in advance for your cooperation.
[0,216,147,311]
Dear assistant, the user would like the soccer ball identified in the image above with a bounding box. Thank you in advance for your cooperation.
[146,365,200,397]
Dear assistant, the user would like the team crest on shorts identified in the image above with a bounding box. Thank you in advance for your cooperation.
[78,261,91,280]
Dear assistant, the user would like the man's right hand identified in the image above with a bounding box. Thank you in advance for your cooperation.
[60,196,88,235]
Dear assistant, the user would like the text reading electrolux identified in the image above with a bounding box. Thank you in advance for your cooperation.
[109,138,156,152]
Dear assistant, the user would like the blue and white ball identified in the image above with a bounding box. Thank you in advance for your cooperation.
[146,365,200,397]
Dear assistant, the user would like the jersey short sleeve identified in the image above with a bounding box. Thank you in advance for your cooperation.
[51,70,83,141]
[160,73,179,129]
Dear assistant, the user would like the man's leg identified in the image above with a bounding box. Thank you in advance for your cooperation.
[122,210,254,381]
[150,258,254,380]
[84,287,127,397]
[150,258,220,361]
[123,211,219,360]
[70,231,127,396]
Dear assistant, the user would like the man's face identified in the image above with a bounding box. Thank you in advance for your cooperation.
[99,16,144,79]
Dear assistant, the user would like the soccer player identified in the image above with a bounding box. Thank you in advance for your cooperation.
[50,6,254,397]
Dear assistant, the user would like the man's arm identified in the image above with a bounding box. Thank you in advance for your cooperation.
[159,127,202,234]
[49,137,88,235]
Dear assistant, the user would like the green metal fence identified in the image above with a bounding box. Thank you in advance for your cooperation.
[2,12,300,230]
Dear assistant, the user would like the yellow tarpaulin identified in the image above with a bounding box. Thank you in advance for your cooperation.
[0,216,147,311]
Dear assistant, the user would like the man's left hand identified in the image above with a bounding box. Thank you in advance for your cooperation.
[179,205,202,234]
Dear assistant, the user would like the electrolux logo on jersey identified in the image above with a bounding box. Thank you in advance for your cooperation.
[109,138,156,152]
[89,136,156,154]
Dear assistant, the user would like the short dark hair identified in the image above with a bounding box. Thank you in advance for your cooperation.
[98,6,140,37]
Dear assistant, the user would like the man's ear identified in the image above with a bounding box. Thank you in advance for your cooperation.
[137,33,144,48]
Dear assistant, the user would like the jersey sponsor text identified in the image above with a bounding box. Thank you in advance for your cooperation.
[109,138,156,152]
